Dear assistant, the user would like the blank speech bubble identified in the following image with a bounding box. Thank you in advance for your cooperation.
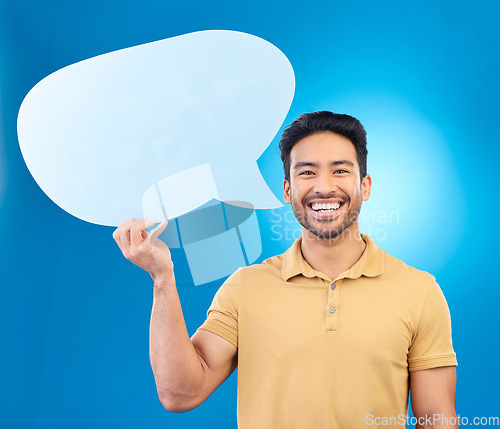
[17,30,295,226]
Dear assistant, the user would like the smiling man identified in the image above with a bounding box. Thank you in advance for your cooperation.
[113,111,458,428]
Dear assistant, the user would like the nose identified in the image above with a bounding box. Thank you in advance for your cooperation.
[313,171,338,194]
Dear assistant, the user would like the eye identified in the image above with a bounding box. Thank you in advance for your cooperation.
[334,169,348,174]
[299,170,314,176]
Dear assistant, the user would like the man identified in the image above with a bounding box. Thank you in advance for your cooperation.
[113,111,458,428]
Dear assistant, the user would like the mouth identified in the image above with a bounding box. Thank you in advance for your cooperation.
[306,199,346,219]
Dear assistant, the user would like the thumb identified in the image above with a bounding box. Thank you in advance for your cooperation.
[140,218,157,239]
[149,220,169,248]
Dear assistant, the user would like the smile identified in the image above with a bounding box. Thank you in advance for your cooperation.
[305,200,346,219]
[310,202,342,212]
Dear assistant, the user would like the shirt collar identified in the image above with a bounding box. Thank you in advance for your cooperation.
[281,233,384,282]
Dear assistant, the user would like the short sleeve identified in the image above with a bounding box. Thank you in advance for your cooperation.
[197,269,241,348]
[408,281,458,371]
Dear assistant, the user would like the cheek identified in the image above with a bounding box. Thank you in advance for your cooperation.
[289,188,299,204]
[351,185,361,199]
[337,179,361,199]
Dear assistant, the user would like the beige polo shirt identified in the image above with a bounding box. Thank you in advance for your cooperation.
[198,234,457,429]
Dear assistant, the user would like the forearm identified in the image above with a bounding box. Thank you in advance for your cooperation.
[149,276,206,408]
[415,410,459,429]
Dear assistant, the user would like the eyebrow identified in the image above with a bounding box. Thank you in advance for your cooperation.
[293,160,355,169]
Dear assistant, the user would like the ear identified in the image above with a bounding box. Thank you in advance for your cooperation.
[361,174,372,201]
[283,179,291,204]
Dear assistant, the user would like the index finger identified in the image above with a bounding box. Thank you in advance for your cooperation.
[113,217,135,242]
[130,218,157,247]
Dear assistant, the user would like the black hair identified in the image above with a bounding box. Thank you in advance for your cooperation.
[279,111,368,182]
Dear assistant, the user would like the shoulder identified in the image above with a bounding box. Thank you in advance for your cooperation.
[384,251,435,280]
[379,246,437,294]
[371,246,449,328]
[222,250,286,288]
[234,253,284,280]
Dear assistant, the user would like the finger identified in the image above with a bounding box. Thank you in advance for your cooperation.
[119,218,144,250]
[150,220,169,249]
[149,219,169,241]
[113,232,122,248]
[140,218,165,240]
[112,217,134,241]
[130,218,156,247]
[112,228,121,244]
[113,217,135,250]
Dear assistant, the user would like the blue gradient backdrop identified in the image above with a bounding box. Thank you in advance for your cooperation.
[1,1,498,428]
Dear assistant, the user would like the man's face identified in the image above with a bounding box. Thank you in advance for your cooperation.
[283,132,372,240]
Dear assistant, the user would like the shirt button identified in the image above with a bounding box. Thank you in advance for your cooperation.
[329,307,336,314]
[330,283,336,290]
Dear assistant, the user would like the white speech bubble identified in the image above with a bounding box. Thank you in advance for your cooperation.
[17,30,294,226]
[142,163,220,221]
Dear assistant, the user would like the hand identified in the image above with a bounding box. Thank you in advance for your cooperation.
[113,218,173,282]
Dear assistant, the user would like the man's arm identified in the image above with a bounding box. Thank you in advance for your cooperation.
[410,366,458,429]
[150,279,237,412]
[113,218,237,412]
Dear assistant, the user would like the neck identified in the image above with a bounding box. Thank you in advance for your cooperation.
[300,223,366,281]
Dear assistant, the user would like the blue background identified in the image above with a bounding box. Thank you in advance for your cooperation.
[1,0,499,427]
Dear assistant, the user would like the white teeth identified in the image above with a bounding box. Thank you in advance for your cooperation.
[311,202,341,211]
